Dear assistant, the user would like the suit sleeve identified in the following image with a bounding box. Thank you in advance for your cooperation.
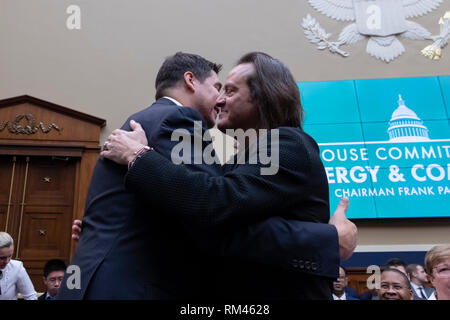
[216,217,340,278]
[145,107,225,176]
[127,124,339,278]
[126,130,313,229]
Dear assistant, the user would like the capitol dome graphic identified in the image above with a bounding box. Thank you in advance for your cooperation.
[387,94,430,142]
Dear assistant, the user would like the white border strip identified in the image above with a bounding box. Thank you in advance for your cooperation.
[318,139,450,146]
[355,244,447,253]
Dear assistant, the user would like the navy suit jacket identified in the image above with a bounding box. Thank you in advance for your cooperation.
[38,292,49,300]
[57,98,339,299]
[345,287,359,299]
[125,125,339,299]
[412,284,435,300]
[58,98,221,299]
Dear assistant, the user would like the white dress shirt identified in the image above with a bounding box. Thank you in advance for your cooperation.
[428,292,437,300]
[333,292,347,300]
[411,282,427,299]
[162,96,183,106]
[0,260,37,300]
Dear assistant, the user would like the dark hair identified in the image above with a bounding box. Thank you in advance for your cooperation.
[236,52,303,130]
[382,268,412,289]
[155,52,222,100]
[386,258,407,269]
[43,259,67,278]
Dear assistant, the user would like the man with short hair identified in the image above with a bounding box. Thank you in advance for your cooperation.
[38,259,67,300]
[378,268,413,300]
[406,263,435,300]
[102,52,357,299]
[332,266,359,300]
[386,258,408,275]
[59,52,226,299]
[0,232,37,300]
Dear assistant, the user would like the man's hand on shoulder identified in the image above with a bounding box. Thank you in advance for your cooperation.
[101,120,148,165]
[329,197,358,261]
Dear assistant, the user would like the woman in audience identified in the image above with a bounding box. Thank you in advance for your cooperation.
[0,232,37,300]
[424,244,450,300]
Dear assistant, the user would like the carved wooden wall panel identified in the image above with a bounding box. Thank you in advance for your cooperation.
[0,95,105,293]
[25,157,76,207]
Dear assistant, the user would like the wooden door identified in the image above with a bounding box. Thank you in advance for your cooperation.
[0,155,76,292]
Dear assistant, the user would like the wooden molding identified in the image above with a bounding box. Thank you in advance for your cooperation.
[0,95,106,127]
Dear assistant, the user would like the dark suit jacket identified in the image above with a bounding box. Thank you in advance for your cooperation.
[38,292,48,300]
[38,292,58,300]
[125,126,338,299]
[412,284,435,300]
[58,98,217,299]
[345,287,359,299]
[57,98,339,299]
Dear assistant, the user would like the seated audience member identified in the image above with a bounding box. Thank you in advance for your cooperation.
[386,258,408,275]
[424,244,450,300]
[378,268,413,300]
[332,266,359,300]
[406,263,435,300]
[0,232,37,300]
[38,259,67,300]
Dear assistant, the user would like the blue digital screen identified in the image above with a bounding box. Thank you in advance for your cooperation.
[298,76,450,219]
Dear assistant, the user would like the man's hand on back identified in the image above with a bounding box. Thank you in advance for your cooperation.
[72,219,82,241]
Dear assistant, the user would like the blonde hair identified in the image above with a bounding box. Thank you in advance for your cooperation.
[425,245,450,275]
[0,232,14,248]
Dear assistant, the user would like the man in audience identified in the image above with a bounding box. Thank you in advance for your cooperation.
[332,266,359,300]
[386,258,408,275]
[406,263,435,300]
[378,268,413,300]
[0,232,37,300]
[38,259,67,300]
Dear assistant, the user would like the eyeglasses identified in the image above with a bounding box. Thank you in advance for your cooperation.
[433,265,450,277]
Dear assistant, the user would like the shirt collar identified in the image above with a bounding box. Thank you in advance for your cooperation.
[333,292,347,300]
[410,282,423,291]
[162,96,183,106]
[46,292,56,299]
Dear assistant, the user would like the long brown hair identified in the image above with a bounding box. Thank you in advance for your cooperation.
[237,52,303,130]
